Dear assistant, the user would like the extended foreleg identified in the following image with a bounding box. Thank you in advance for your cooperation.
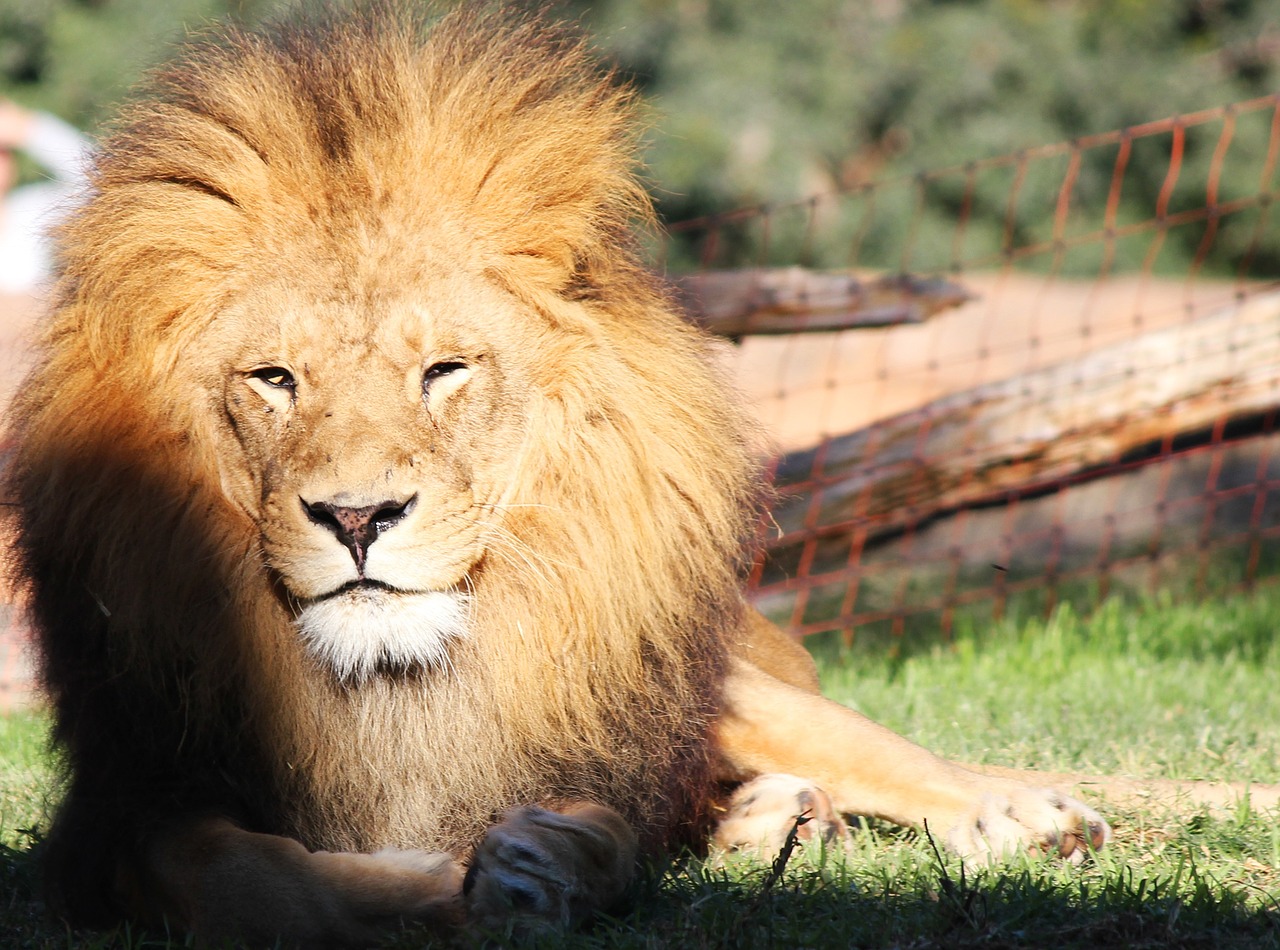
[714,657,1109,862]
[140,815,463,946]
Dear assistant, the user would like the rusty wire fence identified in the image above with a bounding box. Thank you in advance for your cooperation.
[4,96,1280,705]
[670,94,1280,647]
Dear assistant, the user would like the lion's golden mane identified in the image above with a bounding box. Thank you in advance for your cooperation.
[5,6,760,925]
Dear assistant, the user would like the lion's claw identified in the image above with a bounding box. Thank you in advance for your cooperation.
[946,787,1111,865]
[712,773,852,857]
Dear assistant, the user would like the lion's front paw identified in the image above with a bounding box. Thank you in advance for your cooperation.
[713,773,852,857]
[945,786,1111,865]
[464,803,638,934]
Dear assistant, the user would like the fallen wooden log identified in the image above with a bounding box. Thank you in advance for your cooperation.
[766,287,1280,557]
[673,267,972,337]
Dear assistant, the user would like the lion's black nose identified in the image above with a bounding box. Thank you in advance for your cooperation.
[302,496,415,572]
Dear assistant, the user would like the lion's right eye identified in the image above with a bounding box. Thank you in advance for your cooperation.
[244,366,297,413]
[250,367,296,390]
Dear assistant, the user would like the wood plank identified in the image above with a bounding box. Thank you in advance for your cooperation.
[673,267,972,337]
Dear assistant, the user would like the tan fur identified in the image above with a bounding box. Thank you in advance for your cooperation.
[6,6,1114,945]
[7,6,754,938]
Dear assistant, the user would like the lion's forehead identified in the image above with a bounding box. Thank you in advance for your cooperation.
[218,274,536,389]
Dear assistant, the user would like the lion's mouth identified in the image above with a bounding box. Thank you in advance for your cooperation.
[294,585,472,682]
[326,578,403,598]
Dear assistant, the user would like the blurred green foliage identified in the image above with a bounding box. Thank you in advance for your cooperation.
[2,0,1277,274]
[572,2,1277,210]
[572,0,1280,274]
[0,0,286,125]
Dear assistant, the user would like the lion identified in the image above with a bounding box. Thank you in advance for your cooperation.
[4,6,1109,946]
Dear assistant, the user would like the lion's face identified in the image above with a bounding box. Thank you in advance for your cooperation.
[216,265,532,681]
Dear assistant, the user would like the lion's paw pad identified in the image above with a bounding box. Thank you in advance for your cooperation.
[464,804,636,933]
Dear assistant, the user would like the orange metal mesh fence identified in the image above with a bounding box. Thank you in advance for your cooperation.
[665,95,1280,644]
[3,97,1280,705]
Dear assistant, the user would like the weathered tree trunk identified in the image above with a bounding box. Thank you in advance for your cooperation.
[765,289,1280,560]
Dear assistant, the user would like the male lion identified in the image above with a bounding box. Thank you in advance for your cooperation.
[5,6,1108,945]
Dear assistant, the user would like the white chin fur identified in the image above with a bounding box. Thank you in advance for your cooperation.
[296,587,470,682]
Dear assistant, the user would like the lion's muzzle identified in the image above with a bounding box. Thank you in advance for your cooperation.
[302,494,418,573]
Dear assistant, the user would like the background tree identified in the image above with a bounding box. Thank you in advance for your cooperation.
[4,0,1276,274]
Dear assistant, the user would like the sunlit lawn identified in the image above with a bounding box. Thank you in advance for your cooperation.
[3,589,1280,947]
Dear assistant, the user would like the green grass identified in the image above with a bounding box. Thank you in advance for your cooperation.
[812,592,1280,782]
[0,711,53,849]
[3,589,1280,947]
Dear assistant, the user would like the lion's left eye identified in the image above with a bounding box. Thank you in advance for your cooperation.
[424,361,467,385]
[422,360,469,397]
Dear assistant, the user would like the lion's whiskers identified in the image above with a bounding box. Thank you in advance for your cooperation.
[475,518,577,586]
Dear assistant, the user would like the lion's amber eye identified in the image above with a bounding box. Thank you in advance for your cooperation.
[250,367,296,390]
